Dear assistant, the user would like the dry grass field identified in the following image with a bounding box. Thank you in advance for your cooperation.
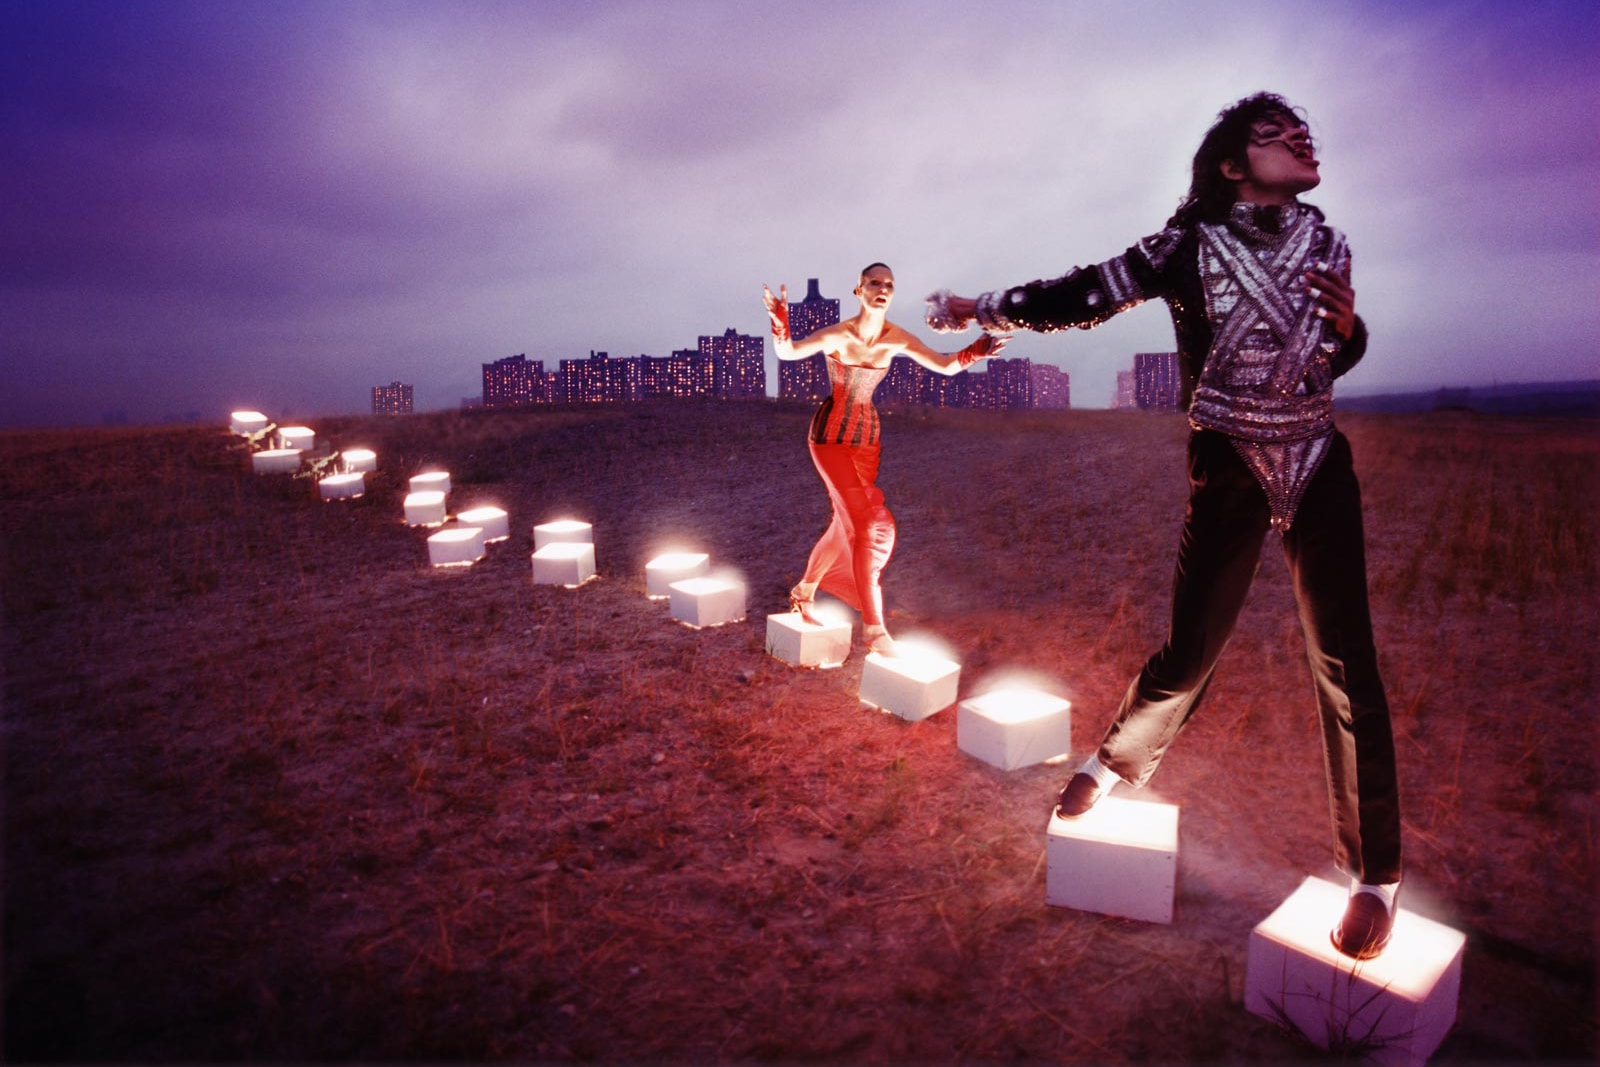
[2,402,1594,1064]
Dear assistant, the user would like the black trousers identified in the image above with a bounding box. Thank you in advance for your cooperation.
[1099,429,1402,884]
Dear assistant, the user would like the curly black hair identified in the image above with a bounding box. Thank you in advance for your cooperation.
[1169,92,1309,227]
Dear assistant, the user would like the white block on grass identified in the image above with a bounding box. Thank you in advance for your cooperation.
[669,576,746,628]
[342,448,378,473]
[532,541,596,587]
[645,552,710,598]
[428,526,486,567]
[1244,876,1465,1067]
[1046,795,1179,924]
[251,448,302,474]
[958,688,1072,770]
[765,612,851,668]
[278,426,316,451]
[533,520,593,549]
[410,470,451,495]
[230,411,269,435]
[318,472,366,501]
[457,506,510,543]
[404,490,448,527]
[859,650,960,721]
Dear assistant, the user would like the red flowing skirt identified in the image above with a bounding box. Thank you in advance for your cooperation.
[804,440,896,626]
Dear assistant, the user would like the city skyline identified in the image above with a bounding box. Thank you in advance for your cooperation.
[3,0,1597,428]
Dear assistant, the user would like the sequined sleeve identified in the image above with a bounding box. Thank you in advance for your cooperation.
[974,226,1189,334]
[1330,315,1368,379]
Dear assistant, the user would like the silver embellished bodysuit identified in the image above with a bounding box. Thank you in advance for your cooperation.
[971,200,1362,531]
[1187,204,1348,529]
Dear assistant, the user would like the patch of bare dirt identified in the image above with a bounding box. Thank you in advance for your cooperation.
[2,403,1594,1063]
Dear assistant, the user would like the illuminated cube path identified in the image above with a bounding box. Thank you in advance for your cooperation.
[278,426,316,451]
[859,649,961,721]
[251,448,302,474]
[457,506,510,543]
[230,411,269,435]
[533,520,593,549]
[669,576,746,628]
[428,526,487,567]
[318,472,365,501]
[1245,876,1465,1067]
[765,612,850,669]
[532,541,596,587]
[645,552,710,599]
[404,490,448,527]
[957,688,1071,770]
[1047,796,1180,924]
[342,448,378,473]
[410,470,451,495]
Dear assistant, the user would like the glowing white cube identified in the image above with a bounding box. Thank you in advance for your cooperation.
[278,426,316,451]
[251,448,302,474]
[669,576,746,628]
[958,688,1072,770]
[533,520,593,549]
[1046,795,1179,923]
[410,471,451,495]
[342,448,378,473]
[1245,876,1465,1067]
[645,552,710,598]
[457,506,509,543]
[859,650,960,721]
[404,490,448,527]
[230,410,269,435]
[428,526,486,567]
[532,541,596,587]
[318,472,366,501]
[765,612,851,668]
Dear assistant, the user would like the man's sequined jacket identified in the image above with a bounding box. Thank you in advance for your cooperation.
[977,202,1368,412]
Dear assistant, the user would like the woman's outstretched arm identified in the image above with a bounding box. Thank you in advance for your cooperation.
[897,328,1007,376]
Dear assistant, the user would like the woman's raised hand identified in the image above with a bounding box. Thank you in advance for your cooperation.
[959,331,1008,367]
[762,283,791,342]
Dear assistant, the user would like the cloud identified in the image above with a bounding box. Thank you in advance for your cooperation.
[1,0,1596,426]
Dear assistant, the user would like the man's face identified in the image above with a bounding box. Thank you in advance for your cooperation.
[1233,113,1321,198]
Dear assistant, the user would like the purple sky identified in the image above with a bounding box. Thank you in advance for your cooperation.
[3,0,1597,427]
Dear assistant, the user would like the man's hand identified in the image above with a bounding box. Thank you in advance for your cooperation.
[1306,267,1355,340]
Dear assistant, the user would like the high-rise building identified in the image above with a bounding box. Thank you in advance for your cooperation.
[482,354,546,408]
[371,380,413,415]
[978,358,1035,410]
[1114,369,1137,409]
[638,350,719,400]
[699,329,765,399]
[779,278,840,401]
[1031,362,1071,409]
[1134,351,1182,412]
[880,359,965,408]
[560,350,640,404]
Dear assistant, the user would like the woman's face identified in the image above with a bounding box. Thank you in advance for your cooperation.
[856,266,895,311]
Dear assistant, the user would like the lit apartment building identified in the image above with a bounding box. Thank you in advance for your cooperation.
[638,350,719,400]
[481,354,546,408]
[371,380,414,415]
[1031,362,1071,409]
[560,350,640,404]
[1114,369,1137,409]
[1134,351,1182,412]
[699,328,765,399]
[778,278,840,402]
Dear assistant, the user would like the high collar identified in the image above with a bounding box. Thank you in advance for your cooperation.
[1227,199,1306,244]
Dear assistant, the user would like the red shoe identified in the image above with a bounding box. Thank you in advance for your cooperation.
[789,586,823,627]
